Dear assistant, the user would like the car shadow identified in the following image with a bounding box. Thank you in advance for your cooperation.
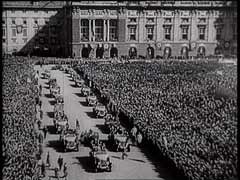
[75,156,95,173]
[45,140,64,153]
[95,124,108,134]
[70,84,77,88]
[46,111,54,118]
[45,94,52,98]
[74,93,83,97]
[46,125,56,134]
[79,101,88,106]
[44,86,49,89]
[85,111,95,119]
[49,100,56,106]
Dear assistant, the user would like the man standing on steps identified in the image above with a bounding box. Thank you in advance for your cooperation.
[43,125,48,139]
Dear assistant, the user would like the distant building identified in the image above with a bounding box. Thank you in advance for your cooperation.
[2,1,237,58]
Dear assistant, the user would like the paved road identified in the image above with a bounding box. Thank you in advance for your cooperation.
[35,65,182,180]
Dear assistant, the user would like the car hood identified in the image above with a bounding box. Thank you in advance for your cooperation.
[95,153,109,160]
[115,136,127,142]
[65,136,76,142]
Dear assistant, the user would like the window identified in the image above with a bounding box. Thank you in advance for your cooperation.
[2,20,5,25]
[181,18,189,23]
[129,18,137,23]
[109,20,118,41]
[34,20,38,25]
[34,28,38,35]
[198,18,206,23]
[3,38,6,43]
[95,19,103,41]
[3,28,6,37]
[164,25,171,40]
[147,18,154,23]
[129,25,136,40]
[23,29,27,37]
[12,38,17,43]
[51,26,56,34]
[232,24,237,39]
[12,19,16,25]
[45,19,49,25]
[23,38,28,43]
[146,25,154,40]
[216,27,222,40]
[23,19,27,25]
[181,26,189,40]
[164,18,172,23]
[198,26,206,40]
[12,28,16,37]
[81,19,89,41]
[51,37,56,44]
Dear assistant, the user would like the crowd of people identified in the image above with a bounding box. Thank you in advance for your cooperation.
[2,57,40,180]
[76,60,237,180]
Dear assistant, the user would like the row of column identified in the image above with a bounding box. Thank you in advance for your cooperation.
[88,19,110,42]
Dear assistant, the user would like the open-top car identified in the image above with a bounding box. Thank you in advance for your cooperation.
[50,85,60,98]
[89,149,112,172]
[60,129,79,152]
[55,119,68,134]
[42,69,50,79]
[86,95,97,106]
[55,94,64,104]
[93,103,107,118]
[75,78,85,87]
[81,86,91,97]
[108,130,130,152]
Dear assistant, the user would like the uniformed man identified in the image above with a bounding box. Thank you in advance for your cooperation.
[57,155,63,171]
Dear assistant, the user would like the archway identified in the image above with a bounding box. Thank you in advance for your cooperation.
[181,46,189,59]
[215,46,222,55]
[163,47,171,59]
[96,44,104,59]
[129,47,137,59]
[82,47,89,58]
[146,46,154,59]
[110,46,118,58]
[198,46,206,58]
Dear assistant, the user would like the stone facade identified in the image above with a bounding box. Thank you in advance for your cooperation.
[2,1,237,58]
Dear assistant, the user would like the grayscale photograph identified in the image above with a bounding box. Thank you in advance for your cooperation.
[2,1,237,180]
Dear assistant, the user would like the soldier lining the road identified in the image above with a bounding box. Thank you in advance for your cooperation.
[57,155,63,171]
[41,160,46,177]
[40,109,43,120]
[43,125,48,139]
[63,163,68,180]
[76,119,80,129]
[46,151,51,167]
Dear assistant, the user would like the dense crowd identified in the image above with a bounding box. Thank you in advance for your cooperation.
[76,60,237,180]
[2,57,40,180]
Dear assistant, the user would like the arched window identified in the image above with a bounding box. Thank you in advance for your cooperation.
[82,45,89,58]
[110,45,118,58]
[129,47,137,59]
[164,47,171,59]
[146,46,154,59]
[198,46,206,57]
[181,46,189,59]
[96,44,104,59]
[215,46,222,55]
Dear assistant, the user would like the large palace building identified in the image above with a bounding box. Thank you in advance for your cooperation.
[2,1,237,58]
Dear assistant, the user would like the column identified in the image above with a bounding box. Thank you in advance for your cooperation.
[107,19,110,42]
[93,19,95,41]
[89,19,92,42]
[103,19,106,41]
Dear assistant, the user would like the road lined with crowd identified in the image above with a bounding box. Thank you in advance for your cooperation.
[2,56,237,180]
[75,59,237,180]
